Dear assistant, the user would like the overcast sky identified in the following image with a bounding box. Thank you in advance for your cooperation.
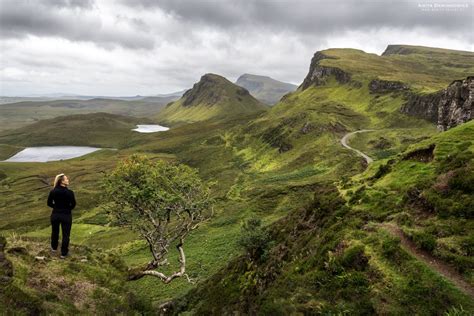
[0,0,472,96]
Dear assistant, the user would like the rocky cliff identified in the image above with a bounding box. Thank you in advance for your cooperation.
[401,76,473,131]
[437,76,474,130]
[299,51,351,90]
[401,91,442,123]
[369,79,409,93]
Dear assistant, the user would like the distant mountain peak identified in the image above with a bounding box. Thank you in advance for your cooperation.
[235,73,297,105]
[238,73,272,80]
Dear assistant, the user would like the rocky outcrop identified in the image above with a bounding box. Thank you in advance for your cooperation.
[437,77,474,131]
[401,91,442,123]
[299,51,351,91]
[402,144,435,162]
[369,79,409,93]
[401,76,473,131]
[180,73,252,107]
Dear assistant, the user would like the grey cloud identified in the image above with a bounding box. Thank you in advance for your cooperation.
[2,0,472,51]
[0,0,155,49]
[1,0,473,97]
[125,0,473,42]
[42,0,95,9]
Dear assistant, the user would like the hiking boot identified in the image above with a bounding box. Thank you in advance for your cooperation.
[60,254,68,259]
[51,248,57,253]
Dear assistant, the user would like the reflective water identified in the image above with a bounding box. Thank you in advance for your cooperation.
[4,146,102,162]
[132,124,170,133]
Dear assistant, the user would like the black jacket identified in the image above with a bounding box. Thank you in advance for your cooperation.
[47,186,76,214]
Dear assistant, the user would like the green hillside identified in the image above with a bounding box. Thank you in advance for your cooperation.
[316,45,474,93]
[0,235,153,315]
[0,112,157,160]
[0,98,169,132]
[0,45,473,314]
[155,73,268,124]
[175,121,474,315]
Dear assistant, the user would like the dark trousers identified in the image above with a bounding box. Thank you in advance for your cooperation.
[50,212,72,256]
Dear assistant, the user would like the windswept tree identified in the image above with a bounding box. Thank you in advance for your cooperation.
[102,154,214,284]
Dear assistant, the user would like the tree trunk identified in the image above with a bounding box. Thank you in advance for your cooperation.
[127,242,190,284]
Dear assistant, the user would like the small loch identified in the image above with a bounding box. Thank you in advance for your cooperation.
[3,146,102,162]
[132,124,170,133]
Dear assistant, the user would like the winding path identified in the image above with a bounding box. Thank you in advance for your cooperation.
[340,130,474,298]
[380,223,474,299]
[340,129,375,164]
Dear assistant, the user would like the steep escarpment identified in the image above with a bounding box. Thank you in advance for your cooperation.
[310,46,473,93]
[437,77,473,130]
[299,51,352,90]
[237,46,472,133]
[401,91,442,123]
[155,73,267,124]
[402,76,473,130]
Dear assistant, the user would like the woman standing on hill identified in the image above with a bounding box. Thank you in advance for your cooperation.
[47,173,76,259]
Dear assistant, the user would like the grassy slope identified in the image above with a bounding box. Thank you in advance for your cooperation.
[229,76,436,179]
[346,128,433,160]
[344,121,474,283]
[0,98,168,132]
[0,102,366,311]
[177,121,474,315]
[0,112,158,159]
[0,45,472,313]
[320,45,474,93]
[169,47,473,313]
[155,74,268,124]
[0,113,287,310]
[0,234,155,314]
[106,68,440,306]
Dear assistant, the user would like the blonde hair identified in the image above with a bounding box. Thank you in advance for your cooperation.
[53,173,65,188]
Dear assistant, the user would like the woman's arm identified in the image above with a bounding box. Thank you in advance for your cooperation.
[70,190,76,210]
[47,190,54,208]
